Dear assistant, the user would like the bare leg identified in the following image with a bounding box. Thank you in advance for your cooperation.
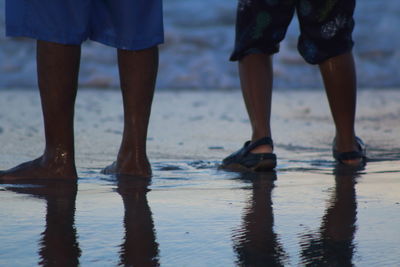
[319,52,361,165]
[239,53,273,153]
[0,40,80,181]
[103,46,158,177]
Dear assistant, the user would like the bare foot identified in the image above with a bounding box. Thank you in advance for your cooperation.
[0,157,77,181]
[102,156,152,178]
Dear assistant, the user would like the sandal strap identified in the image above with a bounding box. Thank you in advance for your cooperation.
[244,137,274,156]
[333,136,367,163]
[355,136,366,151]
[336,151,364,161]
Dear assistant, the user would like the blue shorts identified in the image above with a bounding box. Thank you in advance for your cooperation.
[6,0,164,50]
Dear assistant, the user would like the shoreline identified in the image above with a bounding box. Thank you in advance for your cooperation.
[1,88,399,169]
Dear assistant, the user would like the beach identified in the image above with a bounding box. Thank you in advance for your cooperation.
[1,0,400,264]
[1,89,399,266]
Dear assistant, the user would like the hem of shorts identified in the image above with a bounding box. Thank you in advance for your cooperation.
[90,34,165,51]
[230,46,279,61]
[6,27,86,45]
[6,27,164,50]
[305,44,354,65]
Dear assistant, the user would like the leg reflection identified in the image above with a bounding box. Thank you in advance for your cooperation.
[233,172,288,266]
[3,180,80,267]
[117,176,160,267]
[300,166,360,266]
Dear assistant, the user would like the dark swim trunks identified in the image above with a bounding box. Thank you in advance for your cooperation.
[231,0,355,64]
[6,0,164,51]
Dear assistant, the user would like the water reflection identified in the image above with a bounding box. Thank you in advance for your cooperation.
[116,176,160,267]
[232,172,288,266]
[2,180,80,267]
[300,165,361,266]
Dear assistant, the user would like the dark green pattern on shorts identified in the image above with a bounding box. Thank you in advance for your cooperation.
[231,0,355,64]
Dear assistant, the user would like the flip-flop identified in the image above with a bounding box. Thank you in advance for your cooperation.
[332,137,367,164]
[221,137,277,172]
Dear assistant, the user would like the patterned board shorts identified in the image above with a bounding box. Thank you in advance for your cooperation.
[231,0,356,64]
[6,0,164,51]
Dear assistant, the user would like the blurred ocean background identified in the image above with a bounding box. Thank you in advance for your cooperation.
[0,0,399,89]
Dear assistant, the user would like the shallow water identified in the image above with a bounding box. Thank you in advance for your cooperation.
[1,158,400,267]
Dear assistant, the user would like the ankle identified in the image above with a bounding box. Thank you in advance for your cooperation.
[249,136,274,154]
[334,134,358,152]
[42,149,75,167]
[117,148,147,161]
[250,144,273,154]
[251,130,271,140]
[113,154,151,177]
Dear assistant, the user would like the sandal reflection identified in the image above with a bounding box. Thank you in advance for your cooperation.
[116,176,160,267]
[300,166,361,266]
[232,172,288,266]
[2,180,80,267]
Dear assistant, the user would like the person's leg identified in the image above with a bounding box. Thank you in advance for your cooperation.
[296,0,362,164]
[232,0,296,154]
[239,53,274,154]
[0,40,80,180]
[319,52,361,165]
[223,0,296,171]
[222,53,277,171]
[103,47,158,177]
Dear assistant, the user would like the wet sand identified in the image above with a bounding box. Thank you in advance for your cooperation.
[1,89,400,266]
